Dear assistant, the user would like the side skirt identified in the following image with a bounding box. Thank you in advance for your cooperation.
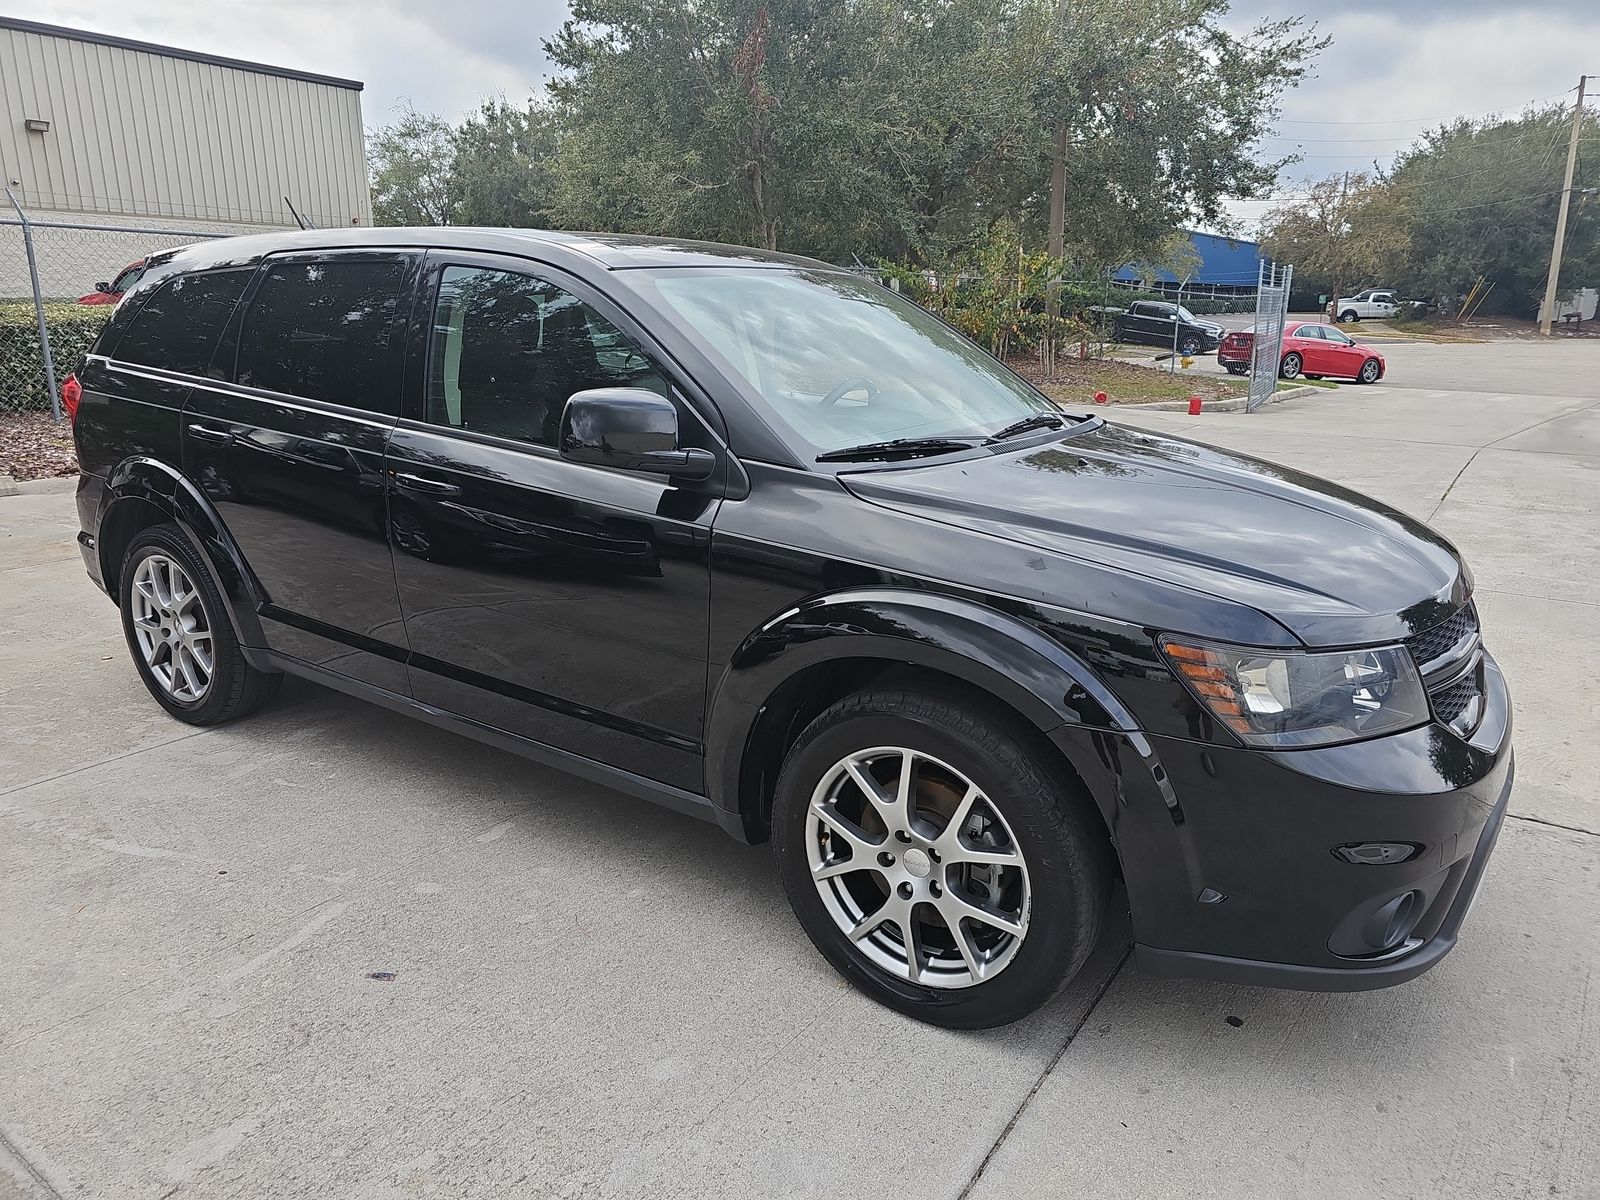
[252,648,724,830]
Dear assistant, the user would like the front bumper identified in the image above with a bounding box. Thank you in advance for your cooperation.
[1110,651,1513,992]
[1136,755,1511,990]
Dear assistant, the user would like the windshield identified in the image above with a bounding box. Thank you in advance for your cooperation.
[635,268,1061,457]
[1175,306,1200,323]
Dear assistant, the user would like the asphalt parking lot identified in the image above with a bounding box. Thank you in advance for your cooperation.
[3,337,1598,1199]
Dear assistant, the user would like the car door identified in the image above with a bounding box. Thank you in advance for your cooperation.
[181,249,418,693]
[386,252,722,791]
[1283,324,1320,371]
[1317,325,1367,376]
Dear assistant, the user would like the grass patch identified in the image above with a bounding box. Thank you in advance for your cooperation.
[1009,355,1246,406]
[1283,377,1339,390]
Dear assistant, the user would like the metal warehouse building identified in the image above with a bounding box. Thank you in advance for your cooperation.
[1114,230,1264,299]
[1,16,370,295]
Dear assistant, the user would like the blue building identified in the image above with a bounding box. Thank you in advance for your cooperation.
[1113,230,1263,298]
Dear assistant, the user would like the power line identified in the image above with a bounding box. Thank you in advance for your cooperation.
[1271,88,1578,127]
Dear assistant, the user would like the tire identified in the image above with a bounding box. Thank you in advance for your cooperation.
[1179,335,1203,357]
[1279,352,1302,380]
[119,523,281,725]
[1357,358,1382,384]
[771,687,1112,1029]
[1339,309,1359,323]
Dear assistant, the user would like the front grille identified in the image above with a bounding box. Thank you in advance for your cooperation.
[1405,603,1485,735]
[1405,602,1478,670]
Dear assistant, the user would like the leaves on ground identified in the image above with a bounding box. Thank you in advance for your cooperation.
[1,413,78,480]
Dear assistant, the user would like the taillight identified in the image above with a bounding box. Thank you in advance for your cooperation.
[62,373,82,422]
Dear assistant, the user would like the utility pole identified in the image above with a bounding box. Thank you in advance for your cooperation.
[1540,75,1588,336]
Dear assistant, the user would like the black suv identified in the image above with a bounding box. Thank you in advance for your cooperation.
[1111,300,1225,355]
[67,230,1513,1028]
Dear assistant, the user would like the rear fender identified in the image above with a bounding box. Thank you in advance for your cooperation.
[101,456,267,647]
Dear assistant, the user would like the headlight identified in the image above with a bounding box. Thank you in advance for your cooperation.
[1160,637,1429,748]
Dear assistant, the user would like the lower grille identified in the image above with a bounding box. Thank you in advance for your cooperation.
[1431,676,1479,726]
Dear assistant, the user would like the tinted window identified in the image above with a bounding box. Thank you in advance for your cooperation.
[1296,325,1325,340]
[425,265,665,448]
[235,257,407,411]
[112,269,252,376]
[110,263,146,293]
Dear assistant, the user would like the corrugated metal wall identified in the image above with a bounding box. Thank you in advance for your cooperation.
[1,23,370,229]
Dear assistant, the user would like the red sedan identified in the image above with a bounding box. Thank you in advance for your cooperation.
[1217,321,1387,384]
[76,259,146,305]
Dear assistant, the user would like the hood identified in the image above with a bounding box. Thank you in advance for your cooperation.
[839,421,1467,646]
[1194,319,1225,335]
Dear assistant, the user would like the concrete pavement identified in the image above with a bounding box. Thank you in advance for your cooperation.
[2,337,1597,1199]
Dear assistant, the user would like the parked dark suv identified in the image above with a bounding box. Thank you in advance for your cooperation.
[67,229,1513,1028]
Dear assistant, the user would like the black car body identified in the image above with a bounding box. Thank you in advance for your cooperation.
[68,229,1512,1027]
[1111,300,1225,355]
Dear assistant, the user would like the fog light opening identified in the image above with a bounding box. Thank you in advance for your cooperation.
[1363,889,1425,952]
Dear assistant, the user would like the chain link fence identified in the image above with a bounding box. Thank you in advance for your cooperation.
[1247,261,1293,413]
[1,195,251,418]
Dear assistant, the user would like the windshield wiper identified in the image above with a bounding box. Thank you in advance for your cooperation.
[816,437,979,463]
[984,413,1066,443]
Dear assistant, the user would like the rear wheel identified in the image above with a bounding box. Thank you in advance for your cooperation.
[119,524,281,725]
[1279,352,1302,380]
[1358,358,1382,384]
[772,688,1111,1028]
[1339,309,1359,323]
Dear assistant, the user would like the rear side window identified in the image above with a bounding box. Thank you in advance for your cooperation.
[111,269,253,376]
[234,257,407,411]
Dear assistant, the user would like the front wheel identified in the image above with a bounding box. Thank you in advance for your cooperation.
[1179,335,1203,357]
[1358,358,1382,384]
[119,524,281,725]
[772,688,1111,1028]
[1279,352,1302,380]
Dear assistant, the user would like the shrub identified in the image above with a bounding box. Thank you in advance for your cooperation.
[0,301,111,412]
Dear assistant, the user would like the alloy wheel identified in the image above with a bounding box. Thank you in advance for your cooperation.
[1281,353,1301,380]
[805,746,1031,989]
[1361,359,1380,383]
[130,553,214,703]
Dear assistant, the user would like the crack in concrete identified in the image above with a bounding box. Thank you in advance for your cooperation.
[954,944,1133,1200]
[1508,812,1600,839]
[0,1123,65,1199]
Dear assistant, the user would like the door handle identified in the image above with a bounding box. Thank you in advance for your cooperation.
[187,423,233,444]
[392,471,461,497]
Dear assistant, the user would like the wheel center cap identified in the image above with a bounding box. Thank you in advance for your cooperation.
[902,847,932,879]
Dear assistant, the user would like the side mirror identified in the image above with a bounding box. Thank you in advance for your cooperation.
[559,388,715,481]
[94,281,112,293]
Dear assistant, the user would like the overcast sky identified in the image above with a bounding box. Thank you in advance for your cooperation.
[8,0,1592,232]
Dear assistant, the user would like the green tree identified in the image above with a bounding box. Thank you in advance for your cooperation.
[1386,107,1599,314]
[1036,1,1327,264]
[1260,172,1411,316]
[542,0,1324,266]
[368,104,458,226]
[451,98,560,227]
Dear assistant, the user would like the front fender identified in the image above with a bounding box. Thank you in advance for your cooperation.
[101,456,267,647]
[704,588,1154,831]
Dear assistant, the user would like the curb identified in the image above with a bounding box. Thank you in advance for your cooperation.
[1135,384,1320,413]
[0,474,76,497]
